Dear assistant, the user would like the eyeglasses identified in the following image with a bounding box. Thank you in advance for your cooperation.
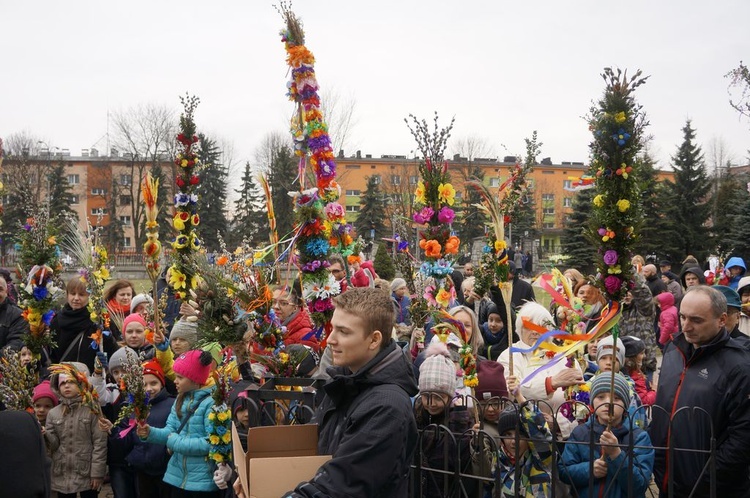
[272,300,293,307]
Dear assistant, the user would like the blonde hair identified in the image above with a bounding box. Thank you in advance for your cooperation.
[448,305,484,352]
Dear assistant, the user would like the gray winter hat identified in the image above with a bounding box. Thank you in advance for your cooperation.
[170,319,198,346]
[109,347,137,371]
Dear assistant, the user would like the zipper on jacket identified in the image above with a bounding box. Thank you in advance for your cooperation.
[661,346,703,490]
[180,393,193,489]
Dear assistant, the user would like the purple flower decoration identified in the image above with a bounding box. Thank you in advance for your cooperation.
[419,207,434,222]
[301,260,323,272]
[604,275,621,295]
[437,207,455,224]
[603,250,619,266]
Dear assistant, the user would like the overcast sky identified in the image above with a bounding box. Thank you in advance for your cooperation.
[2,0,749,188]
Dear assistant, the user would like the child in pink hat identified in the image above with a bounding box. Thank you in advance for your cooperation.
[32,380,59,427]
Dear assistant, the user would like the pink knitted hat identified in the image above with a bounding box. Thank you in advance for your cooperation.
[173,350,213,386]
[123,313,147,332]
[32,380,59,406]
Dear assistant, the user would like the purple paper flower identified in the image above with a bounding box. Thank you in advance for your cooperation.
[437,207,455,224]
[301,260,323,272]
[604,275,621,295]
[603,250,619,266]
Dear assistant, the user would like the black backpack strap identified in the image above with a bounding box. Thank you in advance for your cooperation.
[176,402,202,434]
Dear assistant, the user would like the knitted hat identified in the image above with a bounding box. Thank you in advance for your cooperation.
[496,405,522,436]
[202,342,223,366]
[597,336,625,367]
[715,285,742,310]
[173,350,214,385]
[738,276,750,296]
[130,293,154,314]
[170,319,198,346]
[142,359,166,387]
[110,347,137,371]
[475,361,508,400]
[418,342,456,396]
[32,380,59,406]
[621,336,646,358]
[390,278,407,292]
[590,372,631,406]
[662,270,679,282]
[123,313,147,332]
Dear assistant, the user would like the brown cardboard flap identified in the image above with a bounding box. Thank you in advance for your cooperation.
[249,455,331,498]
[246,424,320,458]
[232,424,249,497]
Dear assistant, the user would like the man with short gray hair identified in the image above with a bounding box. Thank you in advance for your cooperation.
[649,286,750,496]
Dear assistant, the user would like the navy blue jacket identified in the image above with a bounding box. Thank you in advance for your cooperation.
[126,388,174,475]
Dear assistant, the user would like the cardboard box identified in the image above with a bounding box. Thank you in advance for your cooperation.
[232,423,331,498]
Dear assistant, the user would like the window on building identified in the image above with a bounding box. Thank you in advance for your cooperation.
[391,175,401,185]
[120,174,132,186]
[120,195,132,206]
[563,197,572,208]
[71,195,80,204]
[542,193,555,202]
[91,207,108,215]
[563,179,572,189]
[543,222,555,229]
[409,176,419,185]
[67,174,80,185]
[542,170,554,175]
[489,178,500,187]
[543,207,555,215]
[120,216,132,226]
[346,205,359,212]
[346,164,361,169]
[372,175,381,185]
[345,190,360,196]
[92,188,107,196]
[123,237,132,248]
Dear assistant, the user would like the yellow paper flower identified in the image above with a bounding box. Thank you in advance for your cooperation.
[614,111,627,123]
[47,236,57,245]
[616,199,631,212]
[464,376,479,388]
[90,311,98,321]
[169,268,187,290]
[494,240,507,252]
[217,411,230,422]
[208,412,216,421]
[437,183,456,206]
[414,181,426,204]
[173,215,186,231]
[436,288,451,308]
[221,432,232,444]
[209,435,220,445]
[213,453,224,463]
[593,194,605,207]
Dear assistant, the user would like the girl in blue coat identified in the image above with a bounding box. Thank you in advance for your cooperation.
[559,372,654,498]
[137,349,221,497]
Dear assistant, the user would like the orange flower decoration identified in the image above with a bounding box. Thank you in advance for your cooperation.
[444,236,460,255]
[424,240,442,258]
[216,255,228,266]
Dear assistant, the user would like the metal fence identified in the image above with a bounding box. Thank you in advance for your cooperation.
[231,387,720,498]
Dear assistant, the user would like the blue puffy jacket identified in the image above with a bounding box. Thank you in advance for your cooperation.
[146,386,218,492]
[726,257,747,290]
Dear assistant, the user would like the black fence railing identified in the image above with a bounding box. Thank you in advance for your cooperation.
[231,386,720,498]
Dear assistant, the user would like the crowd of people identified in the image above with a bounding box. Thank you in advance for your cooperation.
[1,251,750,498]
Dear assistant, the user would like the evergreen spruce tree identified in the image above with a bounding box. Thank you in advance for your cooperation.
[712,172,744,255]
[726,186,750,261]
[354,176,388,241]
[373,242,396,280]
[633,153,681,260]
[666,120,713,261]
[267,145,298,240]
[561,188,596,274]
[46,162,79,245]
[195,134,229,252]
[232,161,268,247]
[458,165,487,247]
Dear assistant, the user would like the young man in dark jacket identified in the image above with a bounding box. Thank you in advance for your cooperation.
[284,287,419,498]
[649,286,750,497]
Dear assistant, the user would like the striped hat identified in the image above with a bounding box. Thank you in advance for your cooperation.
[590,372,631,406]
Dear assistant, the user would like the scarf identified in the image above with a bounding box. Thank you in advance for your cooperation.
[107,299,131,315]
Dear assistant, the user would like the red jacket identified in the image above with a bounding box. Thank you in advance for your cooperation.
[656,292,678,345]
[350,261,378,288]
[283,308,320,352]
[628,368,656,406]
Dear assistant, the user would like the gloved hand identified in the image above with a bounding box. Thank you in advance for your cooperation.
[96,351,109,369]
[213,463,232,490]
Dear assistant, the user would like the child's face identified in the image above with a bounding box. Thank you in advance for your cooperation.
[421,392,452,416]
[143,374,163,399]
[597,354,619,373]
[111,367,125,384]
[487,313,504,334]
[395,286,407,299]
[34,398,54,424]
[235,407,250,428]
[453,311,474,341]
[174,374,200,394]
[125,322,146,348]
[592,392,625,426]
[171,337,191,356]
[500,430,529,459]
[20,346,33,366]
[58,376,80,399]
[633,351,645,369]
[741,289,750,305]
[479,399,501,422]
[133,303,149,315]
[729,266,743,277]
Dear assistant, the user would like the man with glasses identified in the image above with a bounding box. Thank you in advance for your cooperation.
[328,254,348,293]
